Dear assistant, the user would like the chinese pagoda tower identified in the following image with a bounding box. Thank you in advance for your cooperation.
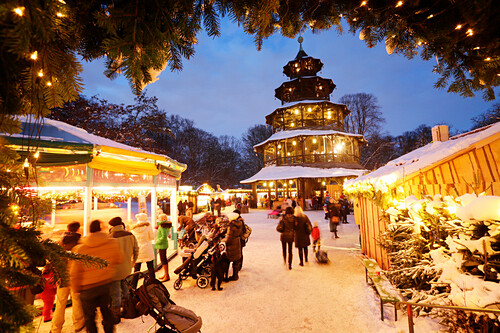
[242,37,366,206]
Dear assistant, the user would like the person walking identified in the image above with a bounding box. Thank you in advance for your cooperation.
[51,221,85,333]
[155,213,172,282]
[130,213,155,288]
[294,206,312,266]
[225,212,243,281]
[108,217,138,323]
[276,207,295,270]
[70,220,123,333]
[327,202,340,238]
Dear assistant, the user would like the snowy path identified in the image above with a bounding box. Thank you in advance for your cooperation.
[34,209,443,333]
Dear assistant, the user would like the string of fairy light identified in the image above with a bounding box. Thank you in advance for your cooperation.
[350,0,497,67]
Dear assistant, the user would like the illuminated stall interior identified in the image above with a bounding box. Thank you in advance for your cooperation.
[242,38,366,207]
[3,117,186,234]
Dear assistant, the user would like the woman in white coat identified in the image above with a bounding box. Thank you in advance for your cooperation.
[130,213,155,287]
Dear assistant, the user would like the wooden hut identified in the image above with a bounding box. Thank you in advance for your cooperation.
[344,123,500,269]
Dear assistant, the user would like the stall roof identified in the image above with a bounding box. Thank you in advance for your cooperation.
[2,117,186,177]
[241,165,366,183]
[254,128,364,148]
[345,122,500,188]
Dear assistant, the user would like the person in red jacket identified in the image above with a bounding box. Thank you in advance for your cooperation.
[311,222,321,252]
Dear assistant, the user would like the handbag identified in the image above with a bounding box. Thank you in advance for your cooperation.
[331,216,339,224]
[276,220,284,233]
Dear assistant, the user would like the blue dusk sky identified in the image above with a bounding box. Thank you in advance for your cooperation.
[81,19,496,139]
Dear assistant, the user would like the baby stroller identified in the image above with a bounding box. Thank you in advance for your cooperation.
[173,225,227,290]
[123,272,202,333]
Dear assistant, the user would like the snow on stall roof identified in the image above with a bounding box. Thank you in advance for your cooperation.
[241,165,366,183]
[345,122,500,188]
[16,116,168,158]
[254,129,363,148]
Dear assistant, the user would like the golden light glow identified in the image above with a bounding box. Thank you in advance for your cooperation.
[38,70,43,77]
[360,1,367,6]
[278,144,281,149]
[269,182,274,187]
[47,81,52,86]
[290,122,295,127]
[56,12,64,17]
[23,158,29,168]
[312,138,317,144]
[417,41,422,46]
[485,57,491,61]
[322,181,326,186]
[30,51,38,60]
[395,1,403,7]
[263,182,267,187]
[308,107,312,112]
[289,180,293,184]
[294,109,299,114]
[466,29,473,36]
[455,24,462,30]
[14,7,25,16]
[287,152,290,156]
[427,14,434,19]
[34,151,40,158]
[292,141,296,146]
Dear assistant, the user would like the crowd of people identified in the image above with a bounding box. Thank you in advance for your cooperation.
[36,202,253,332]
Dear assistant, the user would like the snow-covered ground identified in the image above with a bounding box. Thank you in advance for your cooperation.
[34,208,445,333]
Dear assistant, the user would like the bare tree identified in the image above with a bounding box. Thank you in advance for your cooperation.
[471,103,500,130]
[339,93,385,137]
[241,124,273,179]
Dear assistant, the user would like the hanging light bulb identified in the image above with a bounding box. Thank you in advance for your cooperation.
[292,141,297,146]
[23,158,29,168]
[395,1,403,7]
[30,51,38,60]
[455,24,462,30]
[56,12,64,17]
[47,81,52,86]
[38,70,43,77]
[312,138,317,144]
[14,7,25,16]
[466,29,473,36]
[34,151,40,158]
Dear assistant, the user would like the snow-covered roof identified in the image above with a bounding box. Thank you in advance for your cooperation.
[16,116,157,155]
[345,122,500,188]
[241,165,366,183]
[254,129,364,148]
[278,100,344,109]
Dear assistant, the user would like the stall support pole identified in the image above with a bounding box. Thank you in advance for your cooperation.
[93,197,98,211]
[83,166,93,236]
[127,197,132,223]
[151,176,157,227]
[171,187,178,250]
[51,199,56,225]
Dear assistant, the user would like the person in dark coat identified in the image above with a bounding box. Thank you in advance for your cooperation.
[276,207,295,270]
[225,212,243,280]
[327,202,340,238]
[294,206,312,266]
[177,215,196,243]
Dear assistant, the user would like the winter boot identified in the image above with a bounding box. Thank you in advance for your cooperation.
[159,266,170,282]
[334,232,339,239]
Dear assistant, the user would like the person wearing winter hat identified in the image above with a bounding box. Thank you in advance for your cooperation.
[154,214,172,282]
[108,217,138,323]
[225,212,243,281]
[130,213,155,288]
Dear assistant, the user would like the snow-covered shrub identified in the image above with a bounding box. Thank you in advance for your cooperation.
[380,194,500,331]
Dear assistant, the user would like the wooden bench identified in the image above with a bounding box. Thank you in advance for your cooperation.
[362,258,403,321]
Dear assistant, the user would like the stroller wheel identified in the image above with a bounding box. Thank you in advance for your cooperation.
[173,278,183,290]
[196,275,209,289]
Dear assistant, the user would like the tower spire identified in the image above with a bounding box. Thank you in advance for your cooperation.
[295,36,308,59]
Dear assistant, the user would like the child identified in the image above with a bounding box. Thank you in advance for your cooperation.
[311,221,321,252]
[40,263,57,322]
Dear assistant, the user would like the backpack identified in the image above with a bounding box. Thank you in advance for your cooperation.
[240,220,252,245]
